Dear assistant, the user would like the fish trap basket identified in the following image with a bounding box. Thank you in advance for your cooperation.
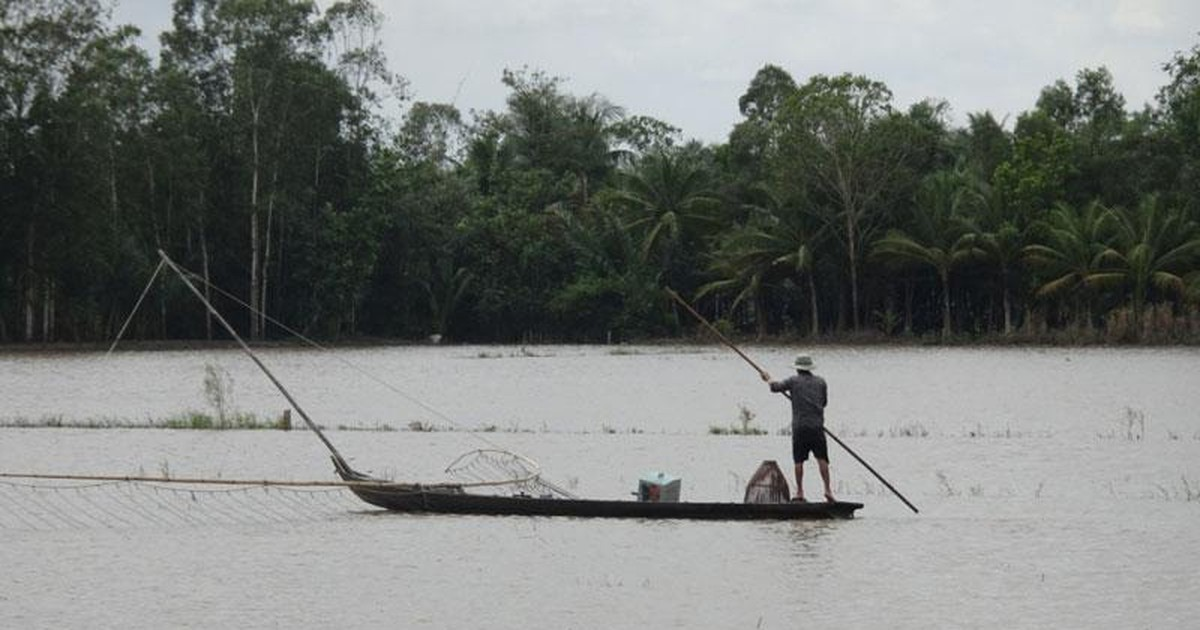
[743,460,790,504]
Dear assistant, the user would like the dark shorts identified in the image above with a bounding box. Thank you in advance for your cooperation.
[792,427,829,463]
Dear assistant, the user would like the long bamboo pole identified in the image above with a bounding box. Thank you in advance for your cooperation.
[158,249,349,468]
[667,289,773,381]
[107,259,165,356]
[666,288,920,514]
[0,471,396,488]
[0,471,515,490]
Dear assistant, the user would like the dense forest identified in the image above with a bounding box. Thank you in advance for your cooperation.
[3,1,1200,345]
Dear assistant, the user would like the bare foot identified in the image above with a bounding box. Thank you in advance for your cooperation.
[824,493,836,503]
[792,495,807,503]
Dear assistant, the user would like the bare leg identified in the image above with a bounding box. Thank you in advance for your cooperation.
[818,458,834,502]
[793,462,805,501]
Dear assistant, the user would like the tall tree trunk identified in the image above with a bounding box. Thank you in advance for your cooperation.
[249,105,262,340]
[260,162,279,336]
[845,209,860,330]
[904,278,914,335]
[24,224,35,342]
[200,217,213,341]
[1132,288,1146,341]
[940,269,951,340]
[754,292,766,340]
[1002,284,1013,335]
[808,273,820,338]
[277,210,287,326]
[835,280,846,332]
[42,278,53,342]
[109,140,119,233]
[146,156,155,218]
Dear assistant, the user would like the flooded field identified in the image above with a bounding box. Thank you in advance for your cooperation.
[2,345,1198,628]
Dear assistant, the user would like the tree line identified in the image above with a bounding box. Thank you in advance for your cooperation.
[3,1,1200,345]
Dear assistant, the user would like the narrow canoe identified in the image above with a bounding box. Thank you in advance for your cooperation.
[334,460,861,520]
[345,485,863,520]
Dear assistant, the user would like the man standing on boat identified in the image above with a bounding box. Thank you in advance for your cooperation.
[766,355,835,503]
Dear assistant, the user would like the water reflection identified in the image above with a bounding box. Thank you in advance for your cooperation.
[781,520,836,561]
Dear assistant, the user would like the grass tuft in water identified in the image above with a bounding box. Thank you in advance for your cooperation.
[161,411,272,430]
[709,405,768,435]
[1183,477,1200,501]
[336,423,397,432]
[0,412,292,430]
[935,470,959,497]
[472,347,548,359]
[1158,476,1200,502]
[886,423,930,438]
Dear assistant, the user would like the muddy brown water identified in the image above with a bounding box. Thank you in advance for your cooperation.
[2,345,1198,628]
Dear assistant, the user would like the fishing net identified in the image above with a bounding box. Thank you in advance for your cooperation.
[443,449,576,499]
[58,257,578,523]
[0,478,363,532]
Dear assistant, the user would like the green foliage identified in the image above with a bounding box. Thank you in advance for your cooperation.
[701,191,824,337]
[1023,200,1114,327]
[993,110,1075,223]
[958,111,1012,181]
[872,169,984,338]
[620,147,723,274]
[294,204,386,337]
[170,412,214,430]
[772,72,925,329]
[1090,196,1200,335]
[1159,41,1200,152]
[2,10,1200,344]
[161,411,270,430]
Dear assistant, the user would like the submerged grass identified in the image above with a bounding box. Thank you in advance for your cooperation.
[336,423,398,432]
[1153,476,1200,502]
[709,405,768,436]
[472,347,549,359]
[2,411,291,431]
[160,411,281,430]
[0,414,659,434]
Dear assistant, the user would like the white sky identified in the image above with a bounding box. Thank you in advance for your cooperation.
[112,0,1200,143]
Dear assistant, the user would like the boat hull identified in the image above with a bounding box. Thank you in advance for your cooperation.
[345,486,862,520]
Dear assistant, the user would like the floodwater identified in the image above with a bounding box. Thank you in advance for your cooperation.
[1,345,1198,628]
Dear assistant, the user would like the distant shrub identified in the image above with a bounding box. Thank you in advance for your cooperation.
[709,405,768,435]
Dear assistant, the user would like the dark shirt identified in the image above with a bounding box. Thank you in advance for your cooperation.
[770,371,827,429]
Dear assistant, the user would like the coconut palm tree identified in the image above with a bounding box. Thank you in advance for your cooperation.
[970,221,1024,334]
[700,203,824,338]
[563,96,627,206]
[421,257,472,340]
[1022,200,1113,329]
[1187,271,1200,305]
[872,169,982,339]
[619,148,722,280]
[1088,195,1200,336]
[552,204,662,338]
[959,179,1026,335]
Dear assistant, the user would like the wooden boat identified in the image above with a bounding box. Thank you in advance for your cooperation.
[157,251,864,522]
[339,486,862,520]
[331,457,862,520]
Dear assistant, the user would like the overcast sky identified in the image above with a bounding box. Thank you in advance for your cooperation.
[112,0,1200,142]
